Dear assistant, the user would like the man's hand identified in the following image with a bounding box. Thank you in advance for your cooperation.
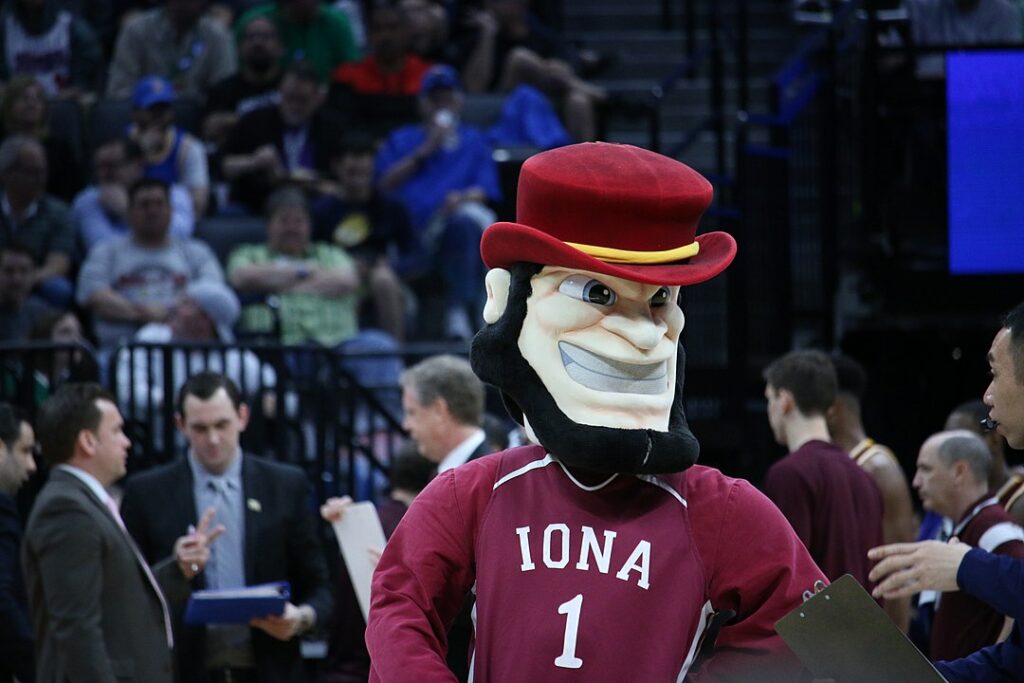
[253,144,284,176]
[134,302,169,323]
[868,539,971,600]
[251,602,314,641]
[97,183,129,218]
[174,506,225,580]
[320,495,353,522]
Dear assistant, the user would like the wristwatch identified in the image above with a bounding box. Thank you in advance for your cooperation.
[295,265,311,281]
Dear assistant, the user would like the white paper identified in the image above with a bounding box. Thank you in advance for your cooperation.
[330,502,387,621]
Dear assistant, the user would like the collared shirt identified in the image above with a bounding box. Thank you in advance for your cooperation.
[438,428,486,473]
[188,449,254,668]
[227,242,358,346]
[0,193,39,227]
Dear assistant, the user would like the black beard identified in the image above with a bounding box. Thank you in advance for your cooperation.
[470,263,700,475]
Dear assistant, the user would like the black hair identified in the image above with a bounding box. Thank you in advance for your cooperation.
[389,441,436,493]
[1003,302,1024,383]
[37,383,115,466]
[831,352,868,401]
[128,176,170,204]
[0,402,26,449]
[176,372,243,417]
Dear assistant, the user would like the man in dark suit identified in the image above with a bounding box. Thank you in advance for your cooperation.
[0,403,36,683]
[21,384,188,683]
[399,354,493,473]
[398,354,494,680]
[121,372,332,683]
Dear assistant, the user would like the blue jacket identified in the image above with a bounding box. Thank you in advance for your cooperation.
[935,548,1024,681]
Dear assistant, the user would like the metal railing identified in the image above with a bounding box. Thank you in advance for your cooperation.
[0,340,469,503]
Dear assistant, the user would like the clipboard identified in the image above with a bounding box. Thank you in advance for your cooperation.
[184,581,290,624]
[329,501,387,621]
[775,574,947,682]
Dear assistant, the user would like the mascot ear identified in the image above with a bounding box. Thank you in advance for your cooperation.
[483,268,512,324]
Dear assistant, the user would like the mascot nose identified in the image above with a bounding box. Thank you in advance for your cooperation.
[601,313,666,350]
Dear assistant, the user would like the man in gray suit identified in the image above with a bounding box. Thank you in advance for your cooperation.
[21,383,218,683]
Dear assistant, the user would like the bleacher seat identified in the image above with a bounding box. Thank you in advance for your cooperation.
[194,214,266,267]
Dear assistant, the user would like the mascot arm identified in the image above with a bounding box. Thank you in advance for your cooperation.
[366,460,496,682]
[686,469,826,682]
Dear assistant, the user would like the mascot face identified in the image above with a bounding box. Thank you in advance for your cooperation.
[518,267,682,431]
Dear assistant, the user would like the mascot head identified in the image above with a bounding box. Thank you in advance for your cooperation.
[470,142,736,475]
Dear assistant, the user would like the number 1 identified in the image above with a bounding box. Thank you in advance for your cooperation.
[554,594,583,669]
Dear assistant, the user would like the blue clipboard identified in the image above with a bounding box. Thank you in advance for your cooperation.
[184,581,290,625]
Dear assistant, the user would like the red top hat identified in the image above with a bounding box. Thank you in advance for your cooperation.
[481,142,736,285]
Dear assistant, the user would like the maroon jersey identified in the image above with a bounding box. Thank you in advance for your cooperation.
[763,439,884,586]
[930,496,1024,661]
[472,450,710,680]
[367,445,827,682]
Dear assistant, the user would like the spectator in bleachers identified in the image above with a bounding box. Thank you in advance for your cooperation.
[328,3,432,139]
[74,136,195,251]
[455,0,608,141]
[398,0,450,63]
[27,307,95,394]
[114,280,276,426]
[221,61,344,214]
[331,3,431,97]
[201,14,284,150]
[0,76,85,202]
[130,75,211,216]
[227,185,360,346]
[0,242,52,342]
[313,137,426,343]
[106,0,238,103]
[0,0,103,96]
[0,135,74,308]
[76,177,224,347]
[376,65,500,339]
[911,429,1024,661]
[236,0,361,83]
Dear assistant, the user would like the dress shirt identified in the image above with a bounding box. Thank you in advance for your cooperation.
[438,428,485,473]
[188,450,254,668]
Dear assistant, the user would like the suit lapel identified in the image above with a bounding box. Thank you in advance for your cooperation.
[241,455,260,584]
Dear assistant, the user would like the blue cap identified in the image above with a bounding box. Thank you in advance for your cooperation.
[420,65,461,95]
[132,75,177,109]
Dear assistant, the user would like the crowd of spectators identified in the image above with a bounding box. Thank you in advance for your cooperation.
[0,0,598,360]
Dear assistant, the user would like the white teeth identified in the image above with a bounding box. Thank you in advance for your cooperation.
[558,342,667,395]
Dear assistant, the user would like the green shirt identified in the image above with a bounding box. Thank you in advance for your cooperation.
[227,242,359,346]
[235,4,360,82]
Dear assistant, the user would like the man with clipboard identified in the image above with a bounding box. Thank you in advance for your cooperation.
[870,301,1024,681]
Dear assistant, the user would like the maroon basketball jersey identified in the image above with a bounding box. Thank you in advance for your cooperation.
[470,449,711,681]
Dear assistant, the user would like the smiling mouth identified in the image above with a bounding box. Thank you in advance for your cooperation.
[558,342,668,395]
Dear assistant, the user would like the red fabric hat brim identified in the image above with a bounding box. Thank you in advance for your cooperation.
[481,222,737,286]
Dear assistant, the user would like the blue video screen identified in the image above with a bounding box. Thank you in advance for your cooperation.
[947,51,1024,275]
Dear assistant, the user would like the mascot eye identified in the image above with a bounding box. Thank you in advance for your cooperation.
[650,287,670,307]
[558,275,618,306]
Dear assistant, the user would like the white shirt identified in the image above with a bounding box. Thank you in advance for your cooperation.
[438,428,486,473]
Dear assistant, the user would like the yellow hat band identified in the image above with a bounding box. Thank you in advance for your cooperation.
[563,240,700,265]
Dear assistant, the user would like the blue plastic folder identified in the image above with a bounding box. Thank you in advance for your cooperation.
[184,582,290,625]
